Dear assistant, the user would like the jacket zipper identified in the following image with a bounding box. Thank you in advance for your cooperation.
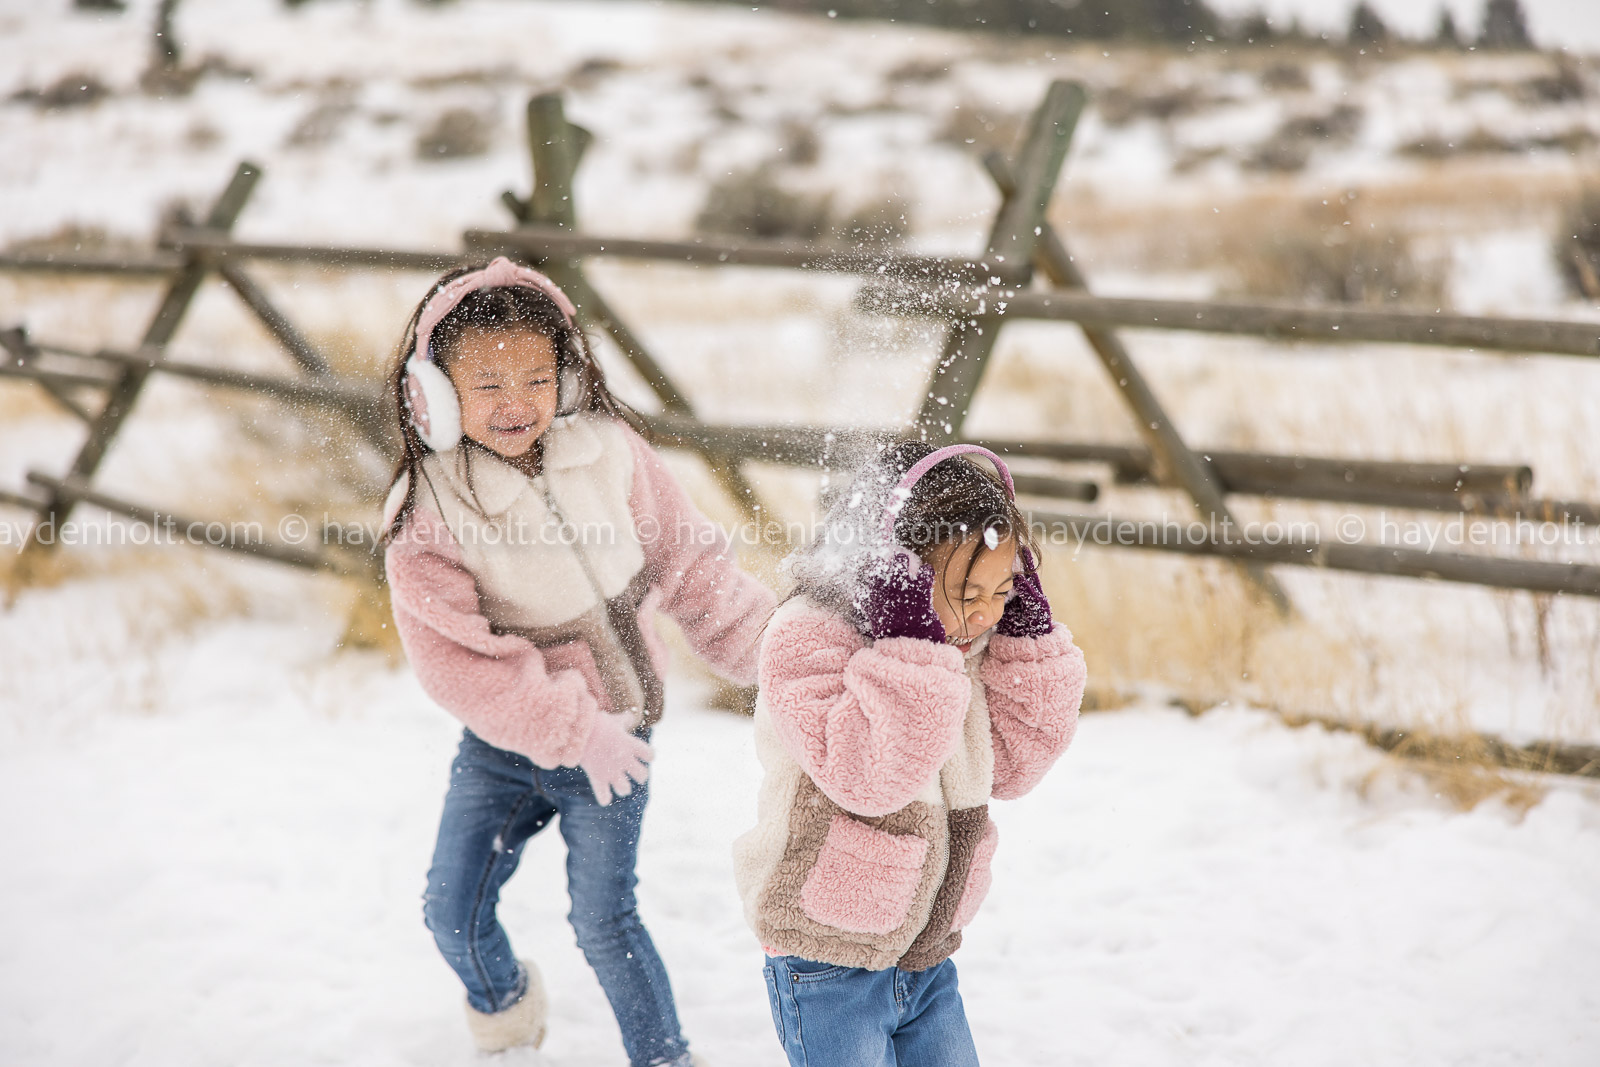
[535,475,645,723]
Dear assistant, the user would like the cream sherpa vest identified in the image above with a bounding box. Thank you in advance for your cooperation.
[411,413,661,724]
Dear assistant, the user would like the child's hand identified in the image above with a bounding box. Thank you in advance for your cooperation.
[578,712,654,806]
[855,549,948,644]
[996,546,1053,639]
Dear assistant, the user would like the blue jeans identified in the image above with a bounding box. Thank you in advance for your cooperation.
[424,728,689,1067]
[762,954,981,1067]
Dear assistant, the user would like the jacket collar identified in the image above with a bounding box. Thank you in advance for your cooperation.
[542,412,606,471]
[434,414,605,518]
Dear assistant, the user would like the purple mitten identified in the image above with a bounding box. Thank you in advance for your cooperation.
[996,546,1053,639]
[855,550,947,644]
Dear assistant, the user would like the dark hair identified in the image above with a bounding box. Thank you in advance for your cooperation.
[783,439,1035,633]
[381,261,637,540]
[880,441,1029,555]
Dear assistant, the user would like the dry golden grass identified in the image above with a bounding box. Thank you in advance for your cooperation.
[0,270,399,659]
[0,382,64,421]
[328,575,406,663]
[1036,544,1362,711]
[3,544,253,682]
[1051,525,1600,810]
[958,135,1600,754]
[2,542,172,597]
[1078,669,1557,814]
[1054,165,1590,287]
[1356,736,1548,815]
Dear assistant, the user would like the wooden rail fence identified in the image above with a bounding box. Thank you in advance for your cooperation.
[3,83,1600,614]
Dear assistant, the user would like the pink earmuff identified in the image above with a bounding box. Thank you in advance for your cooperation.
[878,444,1016,543]
[402,256,585,452]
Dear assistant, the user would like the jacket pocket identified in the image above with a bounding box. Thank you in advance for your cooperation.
[799,814,929,935]
[950,819,999,931]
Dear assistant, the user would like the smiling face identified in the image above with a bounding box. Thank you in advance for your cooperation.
[921,533,1017,649]
[445,326,560,459]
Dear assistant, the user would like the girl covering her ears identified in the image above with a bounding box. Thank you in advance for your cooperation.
[381,257,776,1064]
[734,441,1087,1067]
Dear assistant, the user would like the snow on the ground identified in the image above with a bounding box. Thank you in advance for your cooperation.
[0,567,1597,1067]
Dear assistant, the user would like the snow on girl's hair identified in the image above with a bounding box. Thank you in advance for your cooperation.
[414,257,578,361]
[878,443,1016,542]
[378,258,636,539]
[782,439,1035,628]
[402,258,586,454]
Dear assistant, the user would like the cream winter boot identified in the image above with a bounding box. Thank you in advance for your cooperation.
[463,959,548,1053]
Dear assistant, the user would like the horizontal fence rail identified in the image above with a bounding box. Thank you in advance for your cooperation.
[24,472,375,579]
[639,415,1593,523]
[0,251,187,276]
[464,225,1027,283]
[5,251,1596,545]
[860,284,1600,359]
[1,332,391,446]
[9,234,1595,357]
[643,414,1600,598]
[1021,504,1600,599]
[161,230,469,272]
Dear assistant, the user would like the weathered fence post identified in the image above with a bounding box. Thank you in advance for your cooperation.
[915,80,1084,438]
[509,92,768,522]
[983,151,1293,615]
[12,161,262,583]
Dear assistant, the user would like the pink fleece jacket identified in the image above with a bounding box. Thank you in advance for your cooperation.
[385,421,775,768]
[982,631,1086,799]
[762,610,1086,813]
[733,596,1087,971]
[761,609,973,817]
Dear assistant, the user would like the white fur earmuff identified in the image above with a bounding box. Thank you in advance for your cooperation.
[556,359,585,417]
[403,258,594,448]
[403,355,463,452]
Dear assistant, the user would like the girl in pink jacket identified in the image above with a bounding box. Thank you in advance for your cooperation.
[734,442,1087,1067]
[381,258,775,1064]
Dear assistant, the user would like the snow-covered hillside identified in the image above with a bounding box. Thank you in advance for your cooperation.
[3,4,1600,1063]
[2,1,1597,253]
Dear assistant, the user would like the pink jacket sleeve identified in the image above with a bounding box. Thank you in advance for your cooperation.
[761,604,972,817]
[981,625,1087,801]
[621,426,777,685]
[385,506,600,767]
